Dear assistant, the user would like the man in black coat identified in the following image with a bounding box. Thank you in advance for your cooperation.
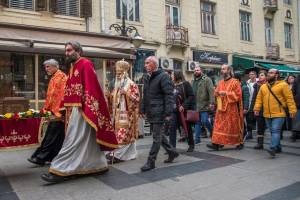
[140,56,179,172]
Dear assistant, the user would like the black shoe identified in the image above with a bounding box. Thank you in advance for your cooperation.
[187,146,194,152]
[138,135,144,139]
[290,132,297,142]
[275,148,282,154]
[236,144,244,150]
[164,152,179,163]
[141,160,155,172]
[41,173,71,183]
[267,149,276,158]
[206,143,220,151]
[253,144,264,150]
[27,157,45,166]
[245,132,253,140]
[107,157,124,165]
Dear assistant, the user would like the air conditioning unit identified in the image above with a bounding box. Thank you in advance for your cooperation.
[159,58,174,71]
[187,61,199,72]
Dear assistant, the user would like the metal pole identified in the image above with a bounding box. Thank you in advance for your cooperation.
[121,12,127,36]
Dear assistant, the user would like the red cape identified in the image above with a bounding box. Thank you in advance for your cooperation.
[63,58,118,151]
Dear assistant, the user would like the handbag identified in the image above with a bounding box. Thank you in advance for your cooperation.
[186,110,199,123]
[267,85,289,116]
[179,82,199,123]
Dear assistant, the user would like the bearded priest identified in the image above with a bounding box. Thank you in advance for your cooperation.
[41,41,118,183]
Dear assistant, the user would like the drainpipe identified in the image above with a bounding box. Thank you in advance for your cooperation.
[85,17,89,32]
[100,0,105,32]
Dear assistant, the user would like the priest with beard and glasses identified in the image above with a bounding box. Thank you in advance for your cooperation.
[41,41,118,183]
[106,59,140,164]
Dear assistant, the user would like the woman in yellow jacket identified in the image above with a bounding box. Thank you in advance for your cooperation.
[254,69,297,157]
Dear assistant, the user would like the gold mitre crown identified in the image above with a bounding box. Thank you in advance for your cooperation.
[116,59,131,72]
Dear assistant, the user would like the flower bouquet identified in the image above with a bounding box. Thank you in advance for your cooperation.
[0,109,52,120]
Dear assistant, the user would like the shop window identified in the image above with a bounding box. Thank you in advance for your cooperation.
[173,59,182,71]
[116,0,140,22]
[89,58,105,88]
[133,49,155,83]
[0,52,35,112]
[38,55,66,101]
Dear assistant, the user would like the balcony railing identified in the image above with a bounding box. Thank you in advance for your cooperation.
[266,43,280,60]
[166,25,189,47]
[264,0,278,12]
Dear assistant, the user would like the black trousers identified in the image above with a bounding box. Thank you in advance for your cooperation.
[31,121,65,162]
[245,112,256,132]
[256,116,266,136]
[148,122,177,162]
[170,112,194,148]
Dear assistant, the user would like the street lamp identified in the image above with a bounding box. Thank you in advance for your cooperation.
[109,14,145,48]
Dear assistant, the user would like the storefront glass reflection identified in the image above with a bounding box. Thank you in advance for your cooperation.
[0,52,35,99]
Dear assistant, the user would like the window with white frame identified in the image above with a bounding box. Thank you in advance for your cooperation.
[240,11,252,41]
[9,0,33,10]
[200,1,216,34]
[284,0,292,5]
[265,18,273,45]
[165,1,180,26]
[284,23,293,48]
[56,0,79,17]
[116,0,140,22]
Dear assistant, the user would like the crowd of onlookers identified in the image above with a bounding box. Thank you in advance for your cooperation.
[162,65,300,155]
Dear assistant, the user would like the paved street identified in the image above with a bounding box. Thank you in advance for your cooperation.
[0,132,300,200]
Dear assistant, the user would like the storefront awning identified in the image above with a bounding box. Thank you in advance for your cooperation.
[232,56,300,74]
[0,23,135,59]
[257,63,300,74]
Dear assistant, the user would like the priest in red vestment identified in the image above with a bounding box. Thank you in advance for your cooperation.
[41,41,118,183]
[207,64,244,150]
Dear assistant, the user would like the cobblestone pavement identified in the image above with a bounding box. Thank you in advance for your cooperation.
[0,132,300,200]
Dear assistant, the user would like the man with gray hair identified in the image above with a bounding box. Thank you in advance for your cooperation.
[28,59,67,165]
[140,56,179,172]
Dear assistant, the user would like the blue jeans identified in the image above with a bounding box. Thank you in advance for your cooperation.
[195,112,213,144]
[265,118,285,150]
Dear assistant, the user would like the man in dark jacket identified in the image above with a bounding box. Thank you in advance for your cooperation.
[140,56,179,172]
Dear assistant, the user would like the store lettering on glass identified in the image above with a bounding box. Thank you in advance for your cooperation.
[199,52,222,64]
[194,51,228,64]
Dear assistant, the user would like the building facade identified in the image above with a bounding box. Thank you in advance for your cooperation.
[0,0,300,113]
[0,0,135,112]
[103,0,300,81]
